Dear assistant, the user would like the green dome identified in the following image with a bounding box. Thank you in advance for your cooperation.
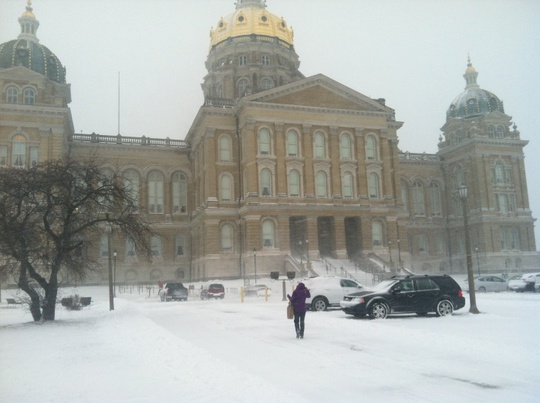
[0,1,66,84]
[0,39,66,83]
[447,60,504,119]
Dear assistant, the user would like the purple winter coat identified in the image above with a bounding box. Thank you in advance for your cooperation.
[290,282,311,313]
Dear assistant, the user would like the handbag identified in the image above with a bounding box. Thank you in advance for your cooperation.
[287,302,294,319]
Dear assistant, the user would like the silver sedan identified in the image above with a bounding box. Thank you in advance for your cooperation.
[467,275,508,292]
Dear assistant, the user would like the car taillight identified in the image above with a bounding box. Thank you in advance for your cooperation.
[458,290,463,297]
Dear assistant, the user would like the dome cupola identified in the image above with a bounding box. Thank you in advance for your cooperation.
[446,57,504,120]
[0,1,66,83]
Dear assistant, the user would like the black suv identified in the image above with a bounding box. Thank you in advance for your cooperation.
[340,275,465,319]
[159,283,188,302]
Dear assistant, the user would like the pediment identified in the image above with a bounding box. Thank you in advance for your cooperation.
[243,74,392,113]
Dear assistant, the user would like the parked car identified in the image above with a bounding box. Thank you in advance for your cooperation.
[201,283,225,299]
[507,273,540,292]
[340,274,465,319]
[303,277,363,311]
[465,275,508,292]
[244,284,271,297]
[159,283,188,302]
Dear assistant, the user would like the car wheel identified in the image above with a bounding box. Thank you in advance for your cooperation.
[436,299,454,316]
[311,297,328,311]
[479,286,486,293]
[369,302,389,319]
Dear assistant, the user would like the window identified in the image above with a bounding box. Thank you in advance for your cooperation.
[6,87,18,103]
[221,224,233,252]
[288,169,300,196]
[172,172,187,213]
[366,136,377,160]
[415,278,438,291]
[29,147,38,167]
[0,146,7,167]
[12,135,26,167]
[23,88,35,105]
[497,194,515,213]
[500,227,520,250]
[262,54,270,66]
[220,175,232,201]
[126,238,136,257]
[175,235,185,256]
[262,220,275,248]
[260,77,274,90]
[488,126,495,138]
[124,169,140,211]
[219,135,232,162]
[494,162,505,184]
[313,132,325,158]
[316,171,328,198]
[412,181,425,216]
[372,221,382,246]
[148,172,164,214]
[401,183,409,212]
[340,134,352,159]
[343,172,353,198]
[368,173,379,199]
[287,130,298,157]
[260,168,272,196]
[429,182,441,215]
[418,234,428,252]
[151,236,162,257]
[239,55,247,66]
[238,78,249,96]
[100,235,109,257]
[259,128,271,155]
[496,126,504,138]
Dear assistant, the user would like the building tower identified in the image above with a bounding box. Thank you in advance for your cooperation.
[438,58,536,272]
[0,1,73,166]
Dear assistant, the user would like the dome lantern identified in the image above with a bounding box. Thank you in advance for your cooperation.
[18,1,40,43]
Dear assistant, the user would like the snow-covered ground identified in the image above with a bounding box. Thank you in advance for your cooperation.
[1,279,538,403]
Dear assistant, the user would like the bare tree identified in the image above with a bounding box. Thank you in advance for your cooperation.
[0,157,153,321]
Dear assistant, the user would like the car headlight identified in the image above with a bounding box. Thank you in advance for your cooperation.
[352,297,364,304]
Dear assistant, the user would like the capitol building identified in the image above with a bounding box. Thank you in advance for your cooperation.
[0,0,536,284]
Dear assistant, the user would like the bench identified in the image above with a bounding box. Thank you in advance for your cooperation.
[80,297,92,307]
[6,298,21,306]
[60,296,91,309]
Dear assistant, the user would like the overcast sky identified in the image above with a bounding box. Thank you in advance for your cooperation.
[1,0,539,248]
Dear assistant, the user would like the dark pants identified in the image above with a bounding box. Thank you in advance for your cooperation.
[294,311,306,337]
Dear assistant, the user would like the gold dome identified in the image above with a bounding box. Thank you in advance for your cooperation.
[209,5,294,48]
[22,1,35,19]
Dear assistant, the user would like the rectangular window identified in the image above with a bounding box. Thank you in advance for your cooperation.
[0,146,7,167]
[29,147,38,167]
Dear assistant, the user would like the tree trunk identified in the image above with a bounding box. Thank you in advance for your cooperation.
[42,287,58,321]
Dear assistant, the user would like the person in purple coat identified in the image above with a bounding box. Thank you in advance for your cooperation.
[288,282,311,339]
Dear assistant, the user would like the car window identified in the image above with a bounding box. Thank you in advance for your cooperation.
[415,278,439,291]
[394,279,414,292]
[493,277,504,283]
[340,279,359,288]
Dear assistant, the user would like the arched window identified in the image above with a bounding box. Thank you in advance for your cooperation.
[288,169,300,196]
[175,235,185,256]
[23,88,35,105]
[239,55,247,66]
[100,235,109,257]
[366,136,377,160]
[123,169,140,211]
[260,77,274,90]
[316,171,328,198]
[313,132,325,158]
[496,126,504,138]
[368,173,379,198]
[262,220,275,248]
[172,172,187,213]
[151,235,162,257]
[429,182,441,216]
[125,237,136,257]
[221,224,234,252]
[260,168,272,196]
[12,134,26,167]
[372,221,382,246]
[340,134,352,159]
[401,182,409,212]
[487,126,495,138]
[220,174,232,201]
[6,87,18,103]
[148,172,164,214]
[219,135,232,162]
[412,181,425,216]
[287,130,299,157]
[494,161,505,184]
[259,128,271,155]
[343,172,354,198]
[238,78,250,96]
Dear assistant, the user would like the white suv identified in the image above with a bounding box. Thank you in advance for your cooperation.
[303,277,363,311]
[508,273,540,292]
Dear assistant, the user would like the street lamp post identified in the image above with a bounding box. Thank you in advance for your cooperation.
[397,238,402,270]
[305,239,309,266]
[298,240,303,264]
[113,250,117,297]
[253,248,257,284]
[475,247,480,276]
[107,225,114,311]
[388,240,393,267]
[458,184,480,314]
